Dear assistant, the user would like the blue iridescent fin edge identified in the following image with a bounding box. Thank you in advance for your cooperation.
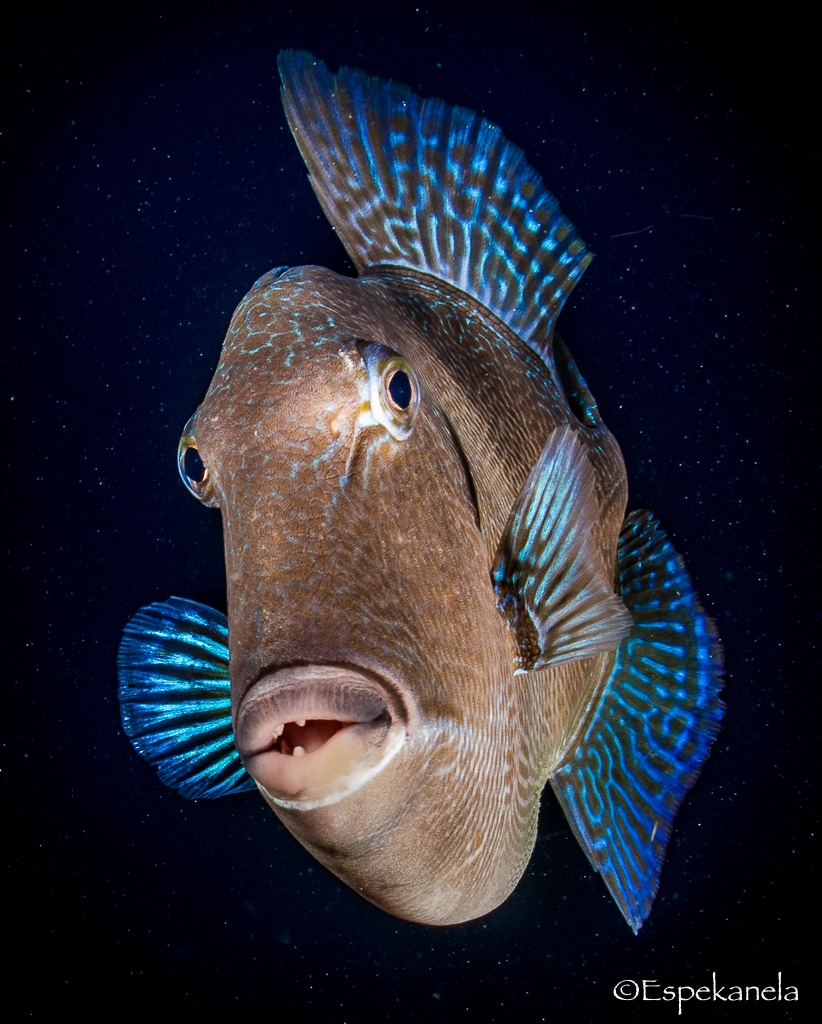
[278,50,591,361]
[549,511,724,932]
[117,596,255,800]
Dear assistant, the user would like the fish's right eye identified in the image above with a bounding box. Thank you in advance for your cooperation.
[177,432,218,507]
[385,367,413,410]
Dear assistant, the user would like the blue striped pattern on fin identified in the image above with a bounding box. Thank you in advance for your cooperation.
[492,424,632,670]
[278,51,591,360]
[550,511,724,931]
[117,597,254,800]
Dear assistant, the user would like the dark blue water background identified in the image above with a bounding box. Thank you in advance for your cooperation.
[5,2,816,1019]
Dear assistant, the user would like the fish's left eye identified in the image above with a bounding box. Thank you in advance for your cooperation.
[359,342,420,441]
[177,427,218,507]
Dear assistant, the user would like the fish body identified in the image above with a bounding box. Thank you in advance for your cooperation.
[119,53,723,928]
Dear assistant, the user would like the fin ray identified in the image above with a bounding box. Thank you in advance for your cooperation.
[117,597,254,800]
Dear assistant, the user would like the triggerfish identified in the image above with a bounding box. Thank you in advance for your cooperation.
[118,51,723,929]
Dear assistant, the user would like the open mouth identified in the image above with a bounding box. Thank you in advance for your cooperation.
[235,665,410,809]
[271,718,353,758]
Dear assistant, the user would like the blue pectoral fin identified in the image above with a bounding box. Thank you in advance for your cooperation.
[117,596,255,800]
[549,511,724,932]
[492,424,633,671]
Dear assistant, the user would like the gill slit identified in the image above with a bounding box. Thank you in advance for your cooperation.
[441,409,481,532]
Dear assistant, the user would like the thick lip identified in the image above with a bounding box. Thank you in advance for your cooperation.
[235,664,413,810]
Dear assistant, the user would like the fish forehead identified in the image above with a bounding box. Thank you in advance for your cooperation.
[193,267,468,497]
[196,263,626,568]
[192,264,522,501]
[199,270,367,415]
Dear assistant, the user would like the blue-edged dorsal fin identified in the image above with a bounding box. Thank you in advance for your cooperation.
[117,596,254,800]
[278,50,592,359]
[492,424,632,671]
[549,511,724,931]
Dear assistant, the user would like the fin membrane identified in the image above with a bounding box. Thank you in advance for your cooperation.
[550,511,724,931]
[117,597,254,799]
[492,424,632,670]
[278,50,591,360]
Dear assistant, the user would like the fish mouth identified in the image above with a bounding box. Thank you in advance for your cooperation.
[235,665,412,810]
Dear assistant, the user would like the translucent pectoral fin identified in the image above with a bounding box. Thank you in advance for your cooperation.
[117,596,254,800]
[549,511,724,931]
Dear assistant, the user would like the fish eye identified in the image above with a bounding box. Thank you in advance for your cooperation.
[177,427,218,507]
[385,368,413,411]
[358,342,420,441]
[181,444,206,483]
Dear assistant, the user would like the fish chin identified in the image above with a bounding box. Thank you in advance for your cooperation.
[235,665,412,811]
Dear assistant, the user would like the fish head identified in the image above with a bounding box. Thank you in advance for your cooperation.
[178,265,523,924]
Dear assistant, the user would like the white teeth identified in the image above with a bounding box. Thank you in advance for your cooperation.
[296,719,306,727]
[293,745,306,757]
[273,723,284,738]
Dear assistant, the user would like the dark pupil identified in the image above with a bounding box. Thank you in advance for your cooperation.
[387,369,412,409]
[182,445,206,483]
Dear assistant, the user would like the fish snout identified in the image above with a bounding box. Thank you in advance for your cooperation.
[235,665,413,810]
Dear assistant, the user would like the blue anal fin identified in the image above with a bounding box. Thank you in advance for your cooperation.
[117,596,255,800]
[549,511,724,931]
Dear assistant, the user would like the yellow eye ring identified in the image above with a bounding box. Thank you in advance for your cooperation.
[177,429,218,506]
[359,342,420,441]
[384,366,414,412]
